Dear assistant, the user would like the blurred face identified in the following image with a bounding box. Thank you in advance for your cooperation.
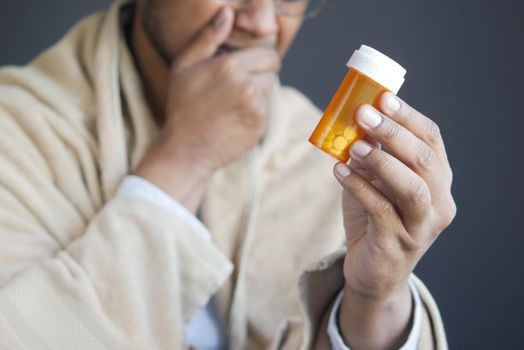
[139,0,304,64]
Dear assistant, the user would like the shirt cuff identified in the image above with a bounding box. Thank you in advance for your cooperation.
[327,279,422,350]
[116,175,211,241]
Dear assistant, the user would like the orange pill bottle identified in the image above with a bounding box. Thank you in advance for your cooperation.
[309,45,406,163]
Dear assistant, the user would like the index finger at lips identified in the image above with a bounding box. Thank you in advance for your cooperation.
[379,92,449,165]
[172,7,234,72]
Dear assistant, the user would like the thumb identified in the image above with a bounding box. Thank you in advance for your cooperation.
[172,7,234,71]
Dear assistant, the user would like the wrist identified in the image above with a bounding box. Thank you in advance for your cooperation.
[135,141,214,214]
[344,278,410,306]
[339,281,412,350]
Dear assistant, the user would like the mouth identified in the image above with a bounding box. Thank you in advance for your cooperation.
[215,44,240,57]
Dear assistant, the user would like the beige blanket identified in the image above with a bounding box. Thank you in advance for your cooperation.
[0,0,447,349]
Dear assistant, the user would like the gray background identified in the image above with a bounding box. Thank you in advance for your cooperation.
[1,0,522,348]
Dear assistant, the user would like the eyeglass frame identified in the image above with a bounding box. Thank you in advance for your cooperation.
[227,0,329,19]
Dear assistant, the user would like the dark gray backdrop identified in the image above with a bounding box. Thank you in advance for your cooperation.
[1,0,522,348]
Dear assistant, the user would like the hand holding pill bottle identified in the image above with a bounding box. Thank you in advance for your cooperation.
[309,45,406,162]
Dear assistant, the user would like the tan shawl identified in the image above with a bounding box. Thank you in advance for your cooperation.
[0,0,447,349]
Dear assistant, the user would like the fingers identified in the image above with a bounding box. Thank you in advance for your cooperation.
[250,71,277,97]
[348,141,433,229]
[339,95,456,243]
[172,7,234,71]
[171,5,280,77]
[334,163,408,241]
[220,47,281,75]
[350,134,380,182]
[246,72,277,113]
[379,92,449,166]
[354,105,449,197]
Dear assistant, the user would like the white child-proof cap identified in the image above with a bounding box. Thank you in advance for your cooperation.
[346,45,406,94]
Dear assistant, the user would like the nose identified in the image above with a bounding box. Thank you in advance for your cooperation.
[233,0,279,38]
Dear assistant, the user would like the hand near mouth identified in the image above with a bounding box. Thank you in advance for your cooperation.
[135,6,281,214]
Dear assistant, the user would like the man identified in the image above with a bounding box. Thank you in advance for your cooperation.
[0,0,456,349]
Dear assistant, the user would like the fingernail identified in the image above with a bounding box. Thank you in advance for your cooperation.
[359,107,382,129]
[351,141,373,158]
[335,163,352,178]
[213,8,228,27]
[384,92,401,113]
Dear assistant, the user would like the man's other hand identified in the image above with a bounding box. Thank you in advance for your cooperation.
[333,92,456,349]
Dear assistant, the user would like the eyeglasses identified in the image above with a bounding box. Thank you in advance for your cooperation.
[228,0,329,19]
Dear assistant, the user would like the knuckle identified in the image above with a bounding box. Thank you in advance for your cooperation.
[350,177,371,195]
[431,197,457,236]
[374,197,395,214]
[407,180,431,211]
[371,151,394,174]
[397,232,421,253]
[348,180,394,217]
[383,121,401,142]
[426,120,442,143]
[415,145,436,171]
[400,108,416,123]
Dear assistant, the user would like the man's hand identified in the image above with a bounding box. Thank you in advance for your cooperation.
[333,92,456,349]
[135,7,281,213]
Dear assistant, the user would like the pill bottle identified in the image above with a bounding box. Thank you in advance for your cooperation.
[309,45,406,163]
